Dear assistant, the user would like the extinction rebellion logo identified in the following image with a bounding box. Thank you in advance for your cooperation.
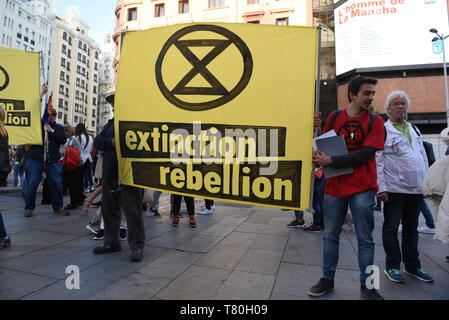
[155,24,253,111]
[0,65,31,127]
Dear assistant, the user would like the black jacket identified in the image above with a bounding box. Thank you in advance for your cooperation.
[94,119,118,185]
[28,121,67,164]
[0,134,9,172]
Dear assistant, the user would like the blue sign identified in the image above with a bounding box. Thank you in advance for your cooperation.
[433,40,443,55]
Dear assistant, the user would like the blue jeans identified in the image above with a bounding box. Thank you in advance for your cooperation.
[13,162,24,187]
[323,191,376,285]
[419,198,435,229]
[312,177,325,227]
[24,159,64,211]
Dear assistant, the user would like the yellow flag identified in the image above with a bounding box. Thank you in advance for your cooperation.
[0,46,42,145]
[115,23,318,210]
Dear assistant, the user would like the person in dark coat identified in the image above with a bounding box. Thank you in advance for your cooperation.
[92,94,145,262]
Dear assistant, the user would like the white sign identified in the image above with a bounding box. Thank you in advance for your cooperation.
[335,0,449,75]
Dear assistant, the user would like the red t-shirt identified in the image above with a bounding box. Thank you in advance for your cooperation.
[323,109,385,198]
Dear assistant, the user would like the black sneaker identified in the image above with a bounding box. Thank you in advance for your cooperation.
[307,278,334,297]
[120,229,127,241]
[93,245,121,255]
[93,229,105,240]
[151,209,162,217]
[361,285,384,300]
[287,219,305,229]
[130,248,143,262]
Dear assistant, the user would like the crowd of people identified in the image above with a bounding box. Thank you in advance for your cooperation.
[0,75,448,299]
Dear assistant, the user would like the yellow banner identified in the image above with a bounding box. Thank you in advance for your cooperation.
[115,23,318,210]
[0,46,42,145]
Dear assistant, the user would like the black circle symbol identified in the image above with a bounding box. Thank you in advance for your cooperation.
[0,66,10,92]
[155,24,253,111]
[337,120,365,151]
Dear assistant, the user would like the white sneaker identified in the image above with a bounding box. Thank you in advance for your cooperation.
[418,226,435,234]
[198,208,214,215]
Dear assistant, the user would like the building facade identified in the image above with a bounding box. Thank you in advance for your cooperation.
[50,11,101,132]
[97,31,115,132]
[0,0,55,88]
[113,0,314,70]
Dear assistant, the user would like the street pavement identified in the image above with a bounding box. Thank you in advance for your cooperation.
[0,189,448,300]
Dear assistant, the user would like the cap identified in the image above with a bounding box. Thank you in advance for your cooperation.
[105,93,115,105]
[440,127,449,145]
[51,109,57,116]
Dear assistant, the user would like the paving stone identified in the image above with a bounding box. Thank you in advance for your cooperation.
[235,222,268,234]
[195,232,258,270]
[146,228,198,249]
[90,273,172,300]
[0,268,57,300]
[154,265,232,300]
[0,230,76,261]
[251,234,288,252]
[138,250,202,278]
[22,247,169,300]
[200,224,239,237]
[176,234,224,253]
[235,248,283,275]
[212,270,276,300]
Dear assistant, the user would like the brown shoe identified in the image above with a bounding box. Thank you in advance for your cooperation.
[54,209,70,216]
[24,210,33,217]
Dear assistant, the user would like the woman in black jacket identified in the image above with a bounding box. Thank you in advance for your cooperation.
[0,103,11,248]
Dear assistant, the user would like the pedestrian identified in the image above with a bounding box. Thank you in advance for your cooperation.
[172,195,196,228]
[92,93,145,262]
[422,127,449,247]
[64,123,92,210]
[148,190,162,217]
[24,86,68,217]
[13,145,26,187]
[309,75,385,300]
[84,134,95,193]
[304,168,326,232]
[0,103,11,248]
[376,91,433,284]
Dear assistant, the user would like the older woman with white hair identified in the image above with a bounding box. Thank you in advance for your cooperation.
[376,91,434,284]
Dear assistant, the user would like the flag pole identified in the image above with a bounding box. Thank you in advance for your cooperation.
[307,24,322,213]
[40,51,49,164]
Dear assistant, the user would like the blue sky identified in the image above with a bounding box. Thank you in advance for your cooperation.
[53,0,116,46]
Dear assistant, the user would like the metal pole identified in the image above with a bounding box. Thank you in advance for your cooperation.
[442,35,449,127]
[307,25,322,213]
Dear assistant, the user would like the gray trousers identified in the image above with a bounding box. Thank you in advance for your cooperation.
[102,183,144,251]
[150,190,162,210]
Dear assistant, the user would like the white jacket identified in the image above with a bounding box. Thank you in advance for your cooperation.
[69,135,93,166]
[422,156,449,245]
[376,120,428,194]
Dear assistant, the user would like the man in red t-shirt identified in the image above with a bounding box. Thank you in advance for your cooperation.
[307,76,385,300]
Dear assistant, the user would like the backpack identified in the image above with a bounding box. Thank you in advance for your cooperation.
[61,147,80,170]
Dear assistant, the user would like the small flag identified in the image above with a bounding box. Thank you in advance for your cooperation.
[42,92,53,124]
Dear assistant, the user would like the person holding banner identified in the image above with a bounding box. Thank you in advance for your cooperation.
[309,76,385,300]
[0,103,11,248]
[93,94,145,262]
[23,87,68,218]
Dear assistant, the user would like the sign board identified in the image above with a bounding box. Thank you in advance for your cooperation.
[115,23,318,210]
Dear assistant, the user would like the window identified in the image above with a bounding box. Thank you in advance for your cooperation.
[179,0,189,14]
[58,112,62,120]
[155,4,165,17]
[276,17,289,26]
[61,58,66,67]
[128,8,137,21]
[247,20,260,24]
[209,0,225,8]
[92,121,95,128]
[63,32,67,40]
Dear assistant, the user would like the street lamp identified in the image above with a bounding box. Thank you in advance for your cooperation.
[430,28,449,127]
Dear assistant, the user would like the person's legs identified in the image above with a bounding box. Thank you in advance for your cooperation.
[184,196,195,215]
[382,193,404,271]
[322,194,348,280]
[205,199,214,210]
[419,198,435,229]
[348,191,376,285]
[100,182,122,248]
[0,213,7,238]
[45,163,64,211]
[0,171,8,187]
[312,177,325,227]
[120,186,144,251]
[150,190,162,211]
[13,162,20,186]
[402,194,422,272]
[172,195,182,217]
[24,159,43,211]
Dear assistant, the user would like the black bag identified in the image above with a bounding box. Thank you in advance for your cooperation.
[411,125,436,166]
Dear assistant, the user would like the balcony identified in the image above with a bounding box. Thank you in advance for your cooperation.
[241,3,265,17]
[269,0,295,14]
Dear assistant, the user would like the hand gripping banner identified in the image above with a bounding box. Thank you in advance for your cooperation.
[115,23,319,210]
[0,46,42,145]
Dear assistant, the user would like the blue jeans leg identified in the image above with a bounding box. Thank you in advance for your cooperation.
[312,177,325,227]
[323,194,348,281]
[45,163,64,211]
[419,198,435,228]
[348,191,376,285]
[24,159,43,211]
[13,163,20,186]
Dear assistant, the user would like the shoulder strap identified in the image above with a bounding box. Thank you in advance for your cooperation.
[328,110,342,130]
[411,124,421,136]
[367,113,387,142]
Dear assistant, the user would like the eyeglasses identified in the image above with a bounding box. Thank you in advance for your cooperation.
[392,102,408,107]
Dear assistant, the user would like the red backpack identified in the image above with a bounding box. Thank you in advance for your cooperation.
[61,147,80,170]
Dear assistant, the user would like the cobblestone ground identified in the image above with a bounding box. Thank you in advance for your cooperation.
[0,189,448,300]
